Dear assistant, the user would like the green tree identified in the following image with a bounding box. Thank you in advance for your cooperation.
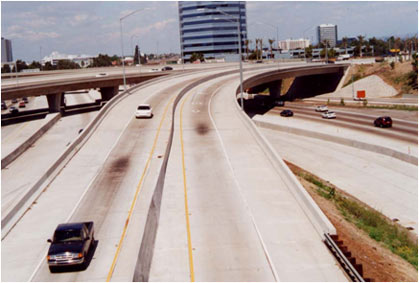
[1,64,11,73]
[57,60,80,70]
[190,52,204,62]
[342,37,348,54]
[268,38,275,59]
[357,35,364,57]
[28,61,42,69]
[91,54,113,67]
[43,62,56,71]
[12,60,28,72]
[134,45,139,65]
[304,45,313,58]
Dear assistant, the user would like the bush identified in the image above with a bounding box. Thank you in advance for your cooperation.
[390,61,395,70]
[340,98,345,106]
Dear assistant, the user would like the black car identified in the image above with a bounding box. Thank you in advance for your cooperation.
[280,109,293,117]
[9,106,19,114]
[161,66,173,71]
[47,222,94,272]
[374,116,392,128]
[1,101,7,110]
[11,98,18,103]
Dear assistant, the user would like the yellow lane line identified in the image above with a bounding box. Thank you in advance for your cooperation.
[106,95,176,282]
[179,92,195,282]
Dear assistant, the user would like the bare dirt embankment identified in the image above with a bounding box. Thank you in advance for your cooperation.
[344,61,418,95]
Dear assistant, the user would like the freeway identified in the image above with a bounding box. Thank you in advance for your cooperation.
[1,63,349,282]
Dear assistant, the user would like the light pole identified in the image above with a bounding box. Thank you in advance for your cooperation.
[120,8,148,91]
[302,26,314,63]
[204,8,244,110]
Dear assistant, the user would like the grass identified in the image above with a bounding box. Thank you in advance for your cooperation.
[298,171,418,268]
[326,102,418,111]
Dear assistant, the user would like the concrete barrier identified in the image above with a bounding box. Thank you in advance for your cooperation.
[234,89,337,239]
[1,113,61,169]
[253,118,418,166]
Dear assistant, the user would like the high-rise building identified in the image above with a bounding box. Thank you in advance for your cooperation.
[317,24,338,47]
[1,37,13,63]
[178,1,247,62]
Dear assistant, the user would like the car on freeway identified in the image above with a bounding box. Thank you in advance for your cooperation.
[149,68,159,72]
[22,97,29,103]
[161,66,173,71]
[1,101,7,110]
[280,109,293,117]
[315,105,328,112]
[374,116,392,128]
[18,101,26,108]
[11,98,18,103]
[274,100,285,107]
[322,111,336,119]
[47,222,94,272]
[9,106,19,114]
[135,104,153,118]
[95,73,108,77]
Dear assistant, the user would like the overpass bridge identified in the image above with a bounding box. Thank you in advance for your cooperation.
[2,62,360,282]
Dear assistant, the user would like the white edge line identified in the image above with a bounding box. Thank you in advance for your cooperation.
[207,81,281,282]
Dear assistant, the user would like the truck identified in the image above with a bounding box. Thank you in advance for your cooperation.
[47,222,94,272]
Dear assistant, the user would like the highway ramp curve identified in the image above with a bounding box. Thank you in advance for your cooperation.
[2,63,348,282]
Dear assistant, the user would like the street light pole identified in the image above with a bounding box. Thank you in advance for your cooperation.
[213,9,244,110]
[119,8,148,92]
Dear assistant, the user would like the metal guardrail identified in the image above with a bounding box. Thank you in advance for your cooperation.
[324,233,365,282]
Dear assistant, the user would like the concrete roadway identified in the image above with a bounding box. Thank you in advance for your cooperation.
[1,66,245,281]
[149,70,347,281]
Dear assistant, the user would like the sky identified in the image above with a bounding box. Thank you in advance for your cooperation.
[1,1,418,62]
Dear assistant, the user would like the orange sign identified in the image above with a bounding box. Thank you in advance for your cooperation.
[357,90,366,98]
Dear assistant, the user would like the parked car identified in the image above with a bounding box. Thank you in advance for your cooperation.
[9,106,19,114]
[374,116,392,128]
[315,105,328,112]
[280,109,293,117]
[47,222,95,272]
[18,101,26,108]
[135,104,153,118]
[161,66,173,71]
[322,111,337,119]
[1,101,7,110]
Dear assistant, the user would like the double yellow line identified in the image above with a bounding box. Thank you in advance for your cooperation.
[106,95,175,281]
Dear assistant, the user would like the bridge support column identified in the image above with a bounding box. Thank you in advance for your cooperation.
[100,86,119,102]
[46,92,64,113]
[268,80,282,100]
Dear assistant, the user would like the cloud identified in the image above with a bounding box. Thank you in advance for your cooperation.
[6,25,60,41]
[129,18,176,36]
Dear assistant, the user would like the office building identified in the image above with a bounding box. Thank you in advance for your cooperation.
[317,24,338,47]
[278,38,310,51]
[178,1,247,62]
[1,37,13,63]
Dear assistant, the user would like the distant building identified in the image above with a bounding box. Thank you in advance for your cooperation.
[1,37,13,63]
[317,24,338,47]
[278,38,310,51]
[42,51,93,67]
[178,1,248,62]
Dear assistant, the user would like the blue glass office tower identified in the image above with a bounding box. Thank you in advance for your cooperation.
[178,1,247,62]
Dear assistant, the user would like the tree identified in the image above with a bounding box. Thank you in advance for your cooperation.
[56,60,80,70]
[342,37,348,54]
[11,60,28,72]
[134,45,139,65]
[190,52,204,62]
[357,35,364,57]
[255,39,260,60]
[43,62,56,71]
[268,39,275,59]
[1,64,11,73]
[259,38,263,59]
[244,39,250,59]
[28,61,42,70]
[304,45,313,58]
[91,54,113,67]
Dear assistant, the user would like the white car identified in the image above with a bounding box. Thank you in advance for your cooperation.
[322,111,337,119]
[95,73,108,77]
[315,105,328,112]
[135,104,153,118]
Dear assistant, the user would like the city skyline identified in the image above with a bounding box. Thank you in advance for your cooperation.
[1,1,418,62]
